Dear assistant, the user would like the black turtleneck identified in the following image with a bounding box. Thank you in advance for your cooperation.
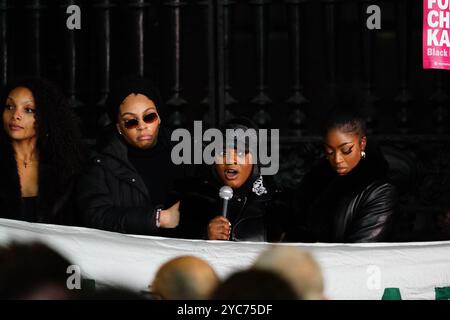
[127,140,182,207]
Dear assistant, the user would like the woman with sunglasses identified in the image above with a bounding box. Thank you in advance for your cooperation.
[76,77,185,235]
[0,78,86,224]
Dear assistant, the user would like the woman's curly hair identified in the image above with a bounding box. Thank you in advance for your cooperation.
[0,78,87,181]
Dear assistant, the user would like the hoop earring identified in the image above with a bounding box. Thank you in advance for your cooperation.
[361,151,366,159]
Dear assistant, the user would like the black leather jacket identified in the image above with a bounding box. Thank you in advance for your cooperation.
[287,144,397,243]
[178,169,287,242]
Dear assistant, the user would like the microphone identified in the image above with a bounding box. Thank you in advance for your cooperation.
[219,186,233,219]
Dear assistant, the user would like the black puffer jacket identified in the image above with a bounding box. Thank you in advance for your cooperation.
[286,143,397,243]
[76,128,184,235]
[178,167,288,242]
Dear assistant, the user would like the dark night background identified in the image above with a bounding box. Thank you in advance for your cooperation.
[1,0,449,241]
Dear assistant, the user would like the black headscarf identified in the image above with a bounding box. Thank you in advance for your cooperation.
[210,117,262,195]
[106,76,163,123]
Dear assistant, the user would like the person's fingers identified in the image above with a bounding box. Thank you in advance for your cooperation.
[212,226,227,235]
[208,223,231,240]
[208,216,232,240]
[208,223,222,238]
[216,232,229,240]
[213,216,230,225]
[209,220,221,229]
[212,217,231,228]
[209,230,228,240]
[210,218,230,228]
[215,222,230,233]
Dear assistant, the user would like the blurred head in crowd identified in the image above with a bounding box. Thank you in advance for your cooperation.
[0,242,75,299]
[107,76,162,150]
[151,256,219,300]
[80,286,147,300]
[322,108,367,176]
[210,268,298,300]
[253,246,325,300]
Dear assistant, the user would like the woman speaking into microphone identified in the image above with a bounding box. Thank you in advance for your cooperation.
[178,118,289,242]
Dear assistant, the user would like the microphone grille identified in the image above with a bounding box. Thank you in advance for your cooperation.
[219,186,233,200]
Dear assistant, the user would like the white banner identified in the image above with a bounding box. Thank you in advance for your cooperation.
[0,218,449,300]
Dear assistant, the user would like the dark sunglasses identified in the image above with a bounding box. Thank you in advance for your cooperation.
[123,112,158,129]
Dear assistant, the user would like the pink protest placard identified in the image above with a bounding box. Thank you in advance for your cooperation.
[423,0,450,70]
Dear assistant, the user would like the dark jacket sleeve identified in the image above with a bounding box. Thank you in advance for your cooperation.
[283,170,322,242]
[177,189,218,239]
[265,189,295,242]
[346,182,397,242]
[76,164,158,235]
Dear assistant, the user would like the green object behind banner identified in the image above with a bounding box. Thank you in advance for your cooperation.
[435,287,450,300]
[382,288,402,300]
[81,278,96,293]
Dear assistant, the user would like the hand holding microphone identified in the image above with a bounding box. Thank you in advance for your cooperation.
[207,186,233,240]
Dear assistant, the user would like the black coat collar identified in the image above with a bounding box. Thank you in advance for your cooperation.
[96,132,150,199]
[310,142,389,195]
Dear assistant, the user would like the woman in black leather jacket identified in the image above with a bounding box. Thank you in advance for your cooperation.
[178,118,288,242]
[286,109,397,243]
